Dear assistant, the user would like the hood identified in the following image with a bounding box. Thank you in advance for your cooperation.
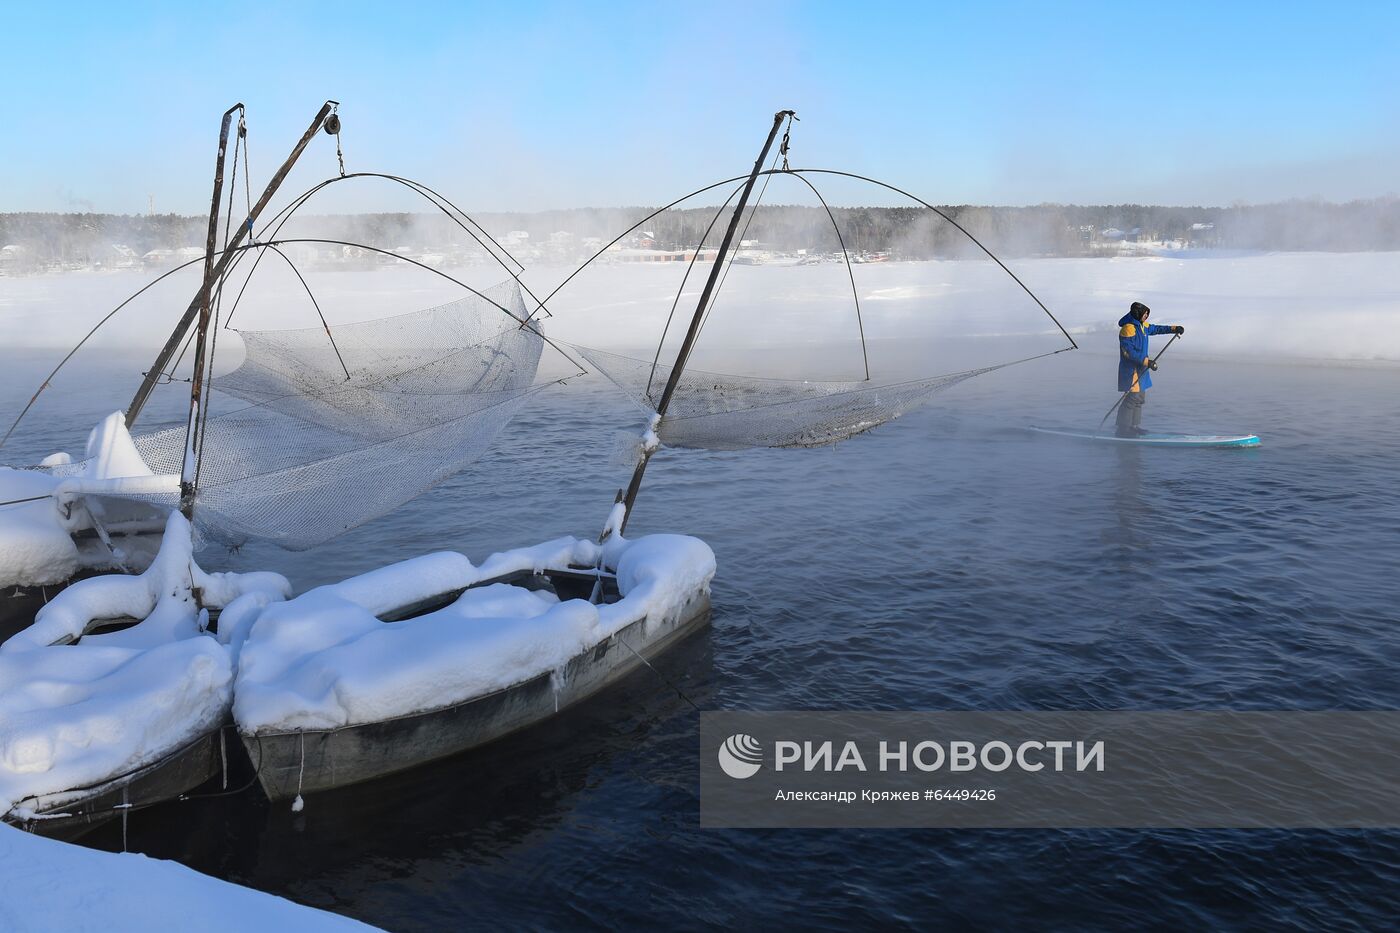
[1118,311,1139,328]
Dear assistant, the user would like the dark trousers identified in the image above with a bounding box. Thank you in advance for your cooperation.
[1115,390,1146,437]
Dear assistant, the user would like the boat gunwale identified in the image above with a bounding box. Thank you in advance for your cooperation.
[3,726,225,829]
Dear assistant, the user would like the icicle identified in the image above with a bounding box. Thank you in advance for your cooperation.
[291,732,306,813]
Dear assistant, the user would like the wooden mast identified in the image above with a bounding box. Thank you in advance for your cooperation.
[613,110,794,536]
[126,100,338,427]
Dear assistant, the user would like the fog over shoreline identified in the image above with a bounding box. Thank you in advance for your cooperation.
[3,193,1399,275]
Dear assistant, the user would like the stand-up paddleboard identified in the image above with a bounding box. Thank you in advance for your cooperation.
[1028,427,1260,448]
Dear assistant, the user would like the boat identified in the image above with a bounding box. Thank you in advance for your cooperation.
[0,100,556,826]
[0,512,289,839]
[1028,427,1261,448]
[235,533,713,801]
[0,418,171,641]
[0,103,342,635]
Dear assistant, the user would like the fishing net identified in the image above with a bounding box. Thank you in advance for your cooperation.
[575,345,1005,450]
[128,280,544,549]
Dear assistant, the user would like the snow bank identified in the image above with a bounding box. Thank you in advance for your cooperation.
[0,824,377,932]
[234,534,714,733]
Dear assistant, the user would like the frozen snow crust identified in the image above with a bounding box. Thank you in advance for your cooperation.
[234,533,716,733]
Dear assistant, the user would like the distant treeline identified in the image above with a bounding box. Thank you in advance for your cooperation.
[3,198,1398,269]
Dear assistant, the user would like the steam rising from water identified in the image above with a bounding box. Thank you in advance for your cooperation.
[0,254,1396,394]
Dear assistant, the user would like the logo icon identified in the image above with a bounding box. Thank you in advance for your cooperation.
[718,733,763,779]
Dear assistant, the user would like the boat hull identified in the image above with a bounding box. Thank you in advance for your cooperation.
[3,729,225,841]
[244,588,711,801]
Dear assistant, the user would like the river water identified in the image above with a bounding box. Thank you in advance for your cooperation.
[2,343,1398,930]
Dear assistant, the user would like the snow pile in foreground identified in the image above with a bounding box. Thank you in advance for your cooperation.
[0,412,176,587]
[0,513,289,815]
[234,533,715,733]
[0,824,377,932]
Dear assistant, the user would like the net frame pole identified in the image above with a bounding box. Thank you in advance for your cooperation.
[615,109,795,536]
[127,100,337,427]
[178,104,238,518]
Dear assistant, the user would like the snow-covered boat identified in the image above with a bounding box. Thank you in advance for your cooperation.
[0,513,288,838]
[232,528,713,801]
[0,415,172,641]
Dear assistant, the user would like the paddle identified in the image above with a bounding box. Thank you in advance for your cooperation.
[1097,332,1181,432]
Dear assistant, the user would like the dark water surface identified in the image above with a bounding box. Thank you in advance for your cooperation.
[3,348,1399,930]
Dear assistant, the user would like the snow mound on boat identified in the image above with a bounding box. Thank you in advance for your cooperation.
[4,511,290,652]
[0,412,174,588]
[0,468,75,588]
[598,533,717,638]
[0,823,378,931]
[234,533,715,733]
[0,637,231,815]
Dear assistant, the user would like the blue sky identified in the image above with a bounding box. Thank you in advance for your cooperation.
[2,1,1396,213]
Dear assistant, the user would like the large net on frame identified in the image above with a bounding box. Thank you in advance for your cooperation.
[129,280,544,549]
[575,344,1008,450]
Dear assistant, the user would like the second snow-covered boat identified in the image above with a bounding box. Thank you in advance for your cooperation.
[232,530,713,801]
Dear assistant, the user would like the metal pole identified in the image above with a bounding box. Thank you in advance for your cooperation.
[178,105,238,518]
[127,100,337,426]
[614,109,795,536]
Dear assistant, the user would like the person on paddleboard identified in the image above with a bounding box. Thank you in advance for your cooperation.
[1116,301,1184,437]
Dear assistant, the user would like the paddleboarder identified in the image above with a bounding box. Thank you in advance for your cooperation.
[1116,301,1184,437]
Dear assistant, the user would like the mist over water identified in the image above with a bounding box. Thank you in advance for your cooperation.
[1,253,1397,378]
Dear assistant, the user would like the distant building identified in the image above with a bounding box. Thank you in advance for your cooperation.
[0,244,28,273]
[612,247,718,263]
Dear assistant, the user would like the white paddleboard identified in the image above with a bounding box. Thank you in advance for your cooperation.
[1028,427,1261,448]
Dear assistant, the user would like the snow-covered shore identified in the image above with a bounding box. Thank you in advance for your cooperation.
[0,824,377,932]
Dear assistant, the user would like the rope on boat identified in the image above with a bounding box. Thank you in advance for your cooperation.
[615,632,700,713]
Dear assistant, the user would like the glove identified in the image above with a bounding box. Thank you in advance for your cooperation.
[1145,359,1158,371]
[1173,325,1185,335]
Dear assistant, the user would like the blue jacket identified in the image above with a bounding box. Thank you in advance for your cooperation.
[1117,312,1174,392]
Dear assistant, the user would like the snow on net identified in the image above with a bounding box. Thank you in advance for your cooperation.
[130,280,544,549]
[574,344,1004,450]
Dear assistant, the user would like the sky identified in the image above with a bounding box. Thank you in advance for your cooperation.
[1,1,1397,214]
